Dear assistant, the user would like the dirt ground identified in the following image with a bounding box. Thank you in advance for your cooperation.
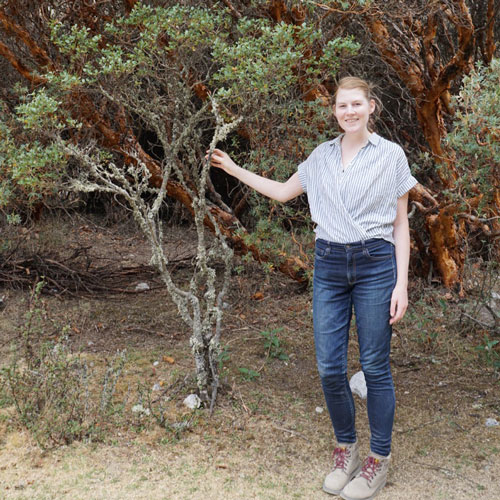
[0,216,499,500]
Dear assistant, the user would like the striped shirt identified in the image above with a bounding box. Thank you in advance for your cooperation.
[297,133,417,244]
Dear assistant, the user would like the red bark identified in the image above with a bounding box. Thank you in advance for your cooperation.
[0,8,52,67]
[485,0,497,63]
[362,1,478,289]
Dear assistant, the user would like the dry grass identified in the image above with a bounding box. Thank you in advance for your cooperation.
[0,217,499,499]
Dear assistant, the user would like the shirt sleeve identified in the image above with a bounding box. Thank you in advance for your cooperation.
[395,147,418,198]
[297,147,317,194]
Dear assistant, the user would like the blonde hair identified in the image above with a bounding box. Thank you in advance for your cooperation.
[334,76,382,132]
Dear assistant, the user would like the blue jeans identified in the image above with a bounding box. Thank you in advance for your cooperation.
[313,238,396,457]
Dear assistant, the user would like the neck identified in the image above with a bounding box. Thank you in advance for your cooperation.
[342,130,372,146]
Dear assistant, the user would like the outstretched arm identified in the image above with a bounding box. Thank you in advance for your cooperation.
[207,149,303,203]
[390,193,410,325]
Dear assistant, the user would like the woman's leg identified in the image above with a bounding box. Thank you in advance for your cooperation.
[352,240,396,457]
[313,241,356,444]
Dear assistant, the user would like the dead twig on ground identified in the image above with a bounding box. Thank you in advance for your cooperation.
[413,460,485,489]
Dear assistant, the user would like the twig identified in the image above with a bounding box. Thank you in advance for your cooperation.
[460,311,497,331]
[413,460,485,489]
[221,0,242,18]
[271,424,309,441]
[396,416,443,434]
[152,374,191,404]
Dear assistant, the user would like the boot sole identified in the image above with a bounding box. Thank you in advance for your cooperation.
[339,478,387,500]
[322,465,362,496]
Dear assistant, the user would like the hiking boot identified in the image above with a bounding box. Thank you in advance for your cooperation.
[323,441,361,495]
[340,452,390,500]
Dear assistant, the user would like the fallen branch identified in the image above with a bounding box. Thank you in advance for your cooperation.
[0,254,167,296]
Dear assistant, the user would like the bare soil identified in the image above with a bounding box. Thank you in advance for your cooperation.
[0,216,499,500]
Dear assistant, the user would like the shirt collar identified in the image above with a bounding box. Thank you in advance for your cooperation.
[329,132,380,147]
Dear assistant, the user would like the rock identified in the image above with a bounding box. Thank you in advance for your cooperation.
[183,393,202,410]
[350,371,367,399]
[172,421,190,431]
[131,404,150,416]
[152,383,161,391]
[135,282,150,291]
[485,418,499,427]
[315,406,324,414]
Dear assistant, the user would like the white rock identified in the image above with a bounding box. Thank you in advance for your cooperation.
[315,406,324,414]
[172,421,189,431]
[485,418,499,427]
[152,383,161,391]
[153,361,159,367]
[135,282,150,291]
[349,371,367,399]
[183,394,202,410]
[131,404,150,416]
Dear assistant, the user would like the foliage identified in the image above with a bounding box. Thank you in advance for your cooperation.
[475,334,500,370]
[238,367,260,381]
[0,98,68,215]
[209,15,358,264]
[0,282,127,449]
[260,328,289,361]
[445,59,500,215]
[0,1,358,267]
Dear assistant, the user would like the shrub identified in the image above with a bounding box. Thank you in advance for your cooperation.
[1,282,126,449]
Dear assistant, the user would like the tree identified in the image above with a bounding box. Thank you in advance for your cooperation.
[0,0,498,296]
[0,2,355,402]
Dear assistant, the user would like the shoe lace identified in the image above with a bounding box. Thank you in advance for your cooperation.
[333,446,351,472]
[360,456,381,484]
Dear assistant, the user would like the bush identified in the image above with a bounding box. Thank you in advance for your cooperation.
[1,282,126,449]
[446,58,500,216]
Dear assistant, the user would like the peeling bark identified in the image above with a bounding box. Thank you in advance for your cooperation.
[362,1,479,289]
[427,207,464,293]
[365,2,475,172]
[0,39,46,85]
[484,0,497,63]
[0,8,52,67]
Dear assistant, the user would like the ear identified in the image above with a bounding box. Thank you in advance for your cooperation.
[369,99,376,114]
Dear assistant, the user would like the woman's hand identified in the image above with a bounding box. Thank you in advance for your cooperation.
[206,149,238,175]
[390,283,408,325]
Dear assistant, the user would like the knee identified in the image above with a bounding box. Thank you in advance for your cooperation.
[360,359,392,383]
[318,370,348,390]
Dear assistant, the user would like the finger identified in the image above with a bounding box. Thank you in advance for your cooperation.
[391,304,407,325]
[390,296,396,319]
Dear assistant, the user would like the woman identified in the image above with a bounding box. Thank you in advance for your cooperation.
[207,77,417,500]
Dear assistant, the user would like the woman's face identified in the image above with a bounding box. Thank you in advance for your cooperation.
[334,88,375,134]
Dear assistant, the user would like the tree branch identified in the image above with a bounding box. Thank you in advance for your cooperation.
[0,8,53,67]
[0,39,46,85]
